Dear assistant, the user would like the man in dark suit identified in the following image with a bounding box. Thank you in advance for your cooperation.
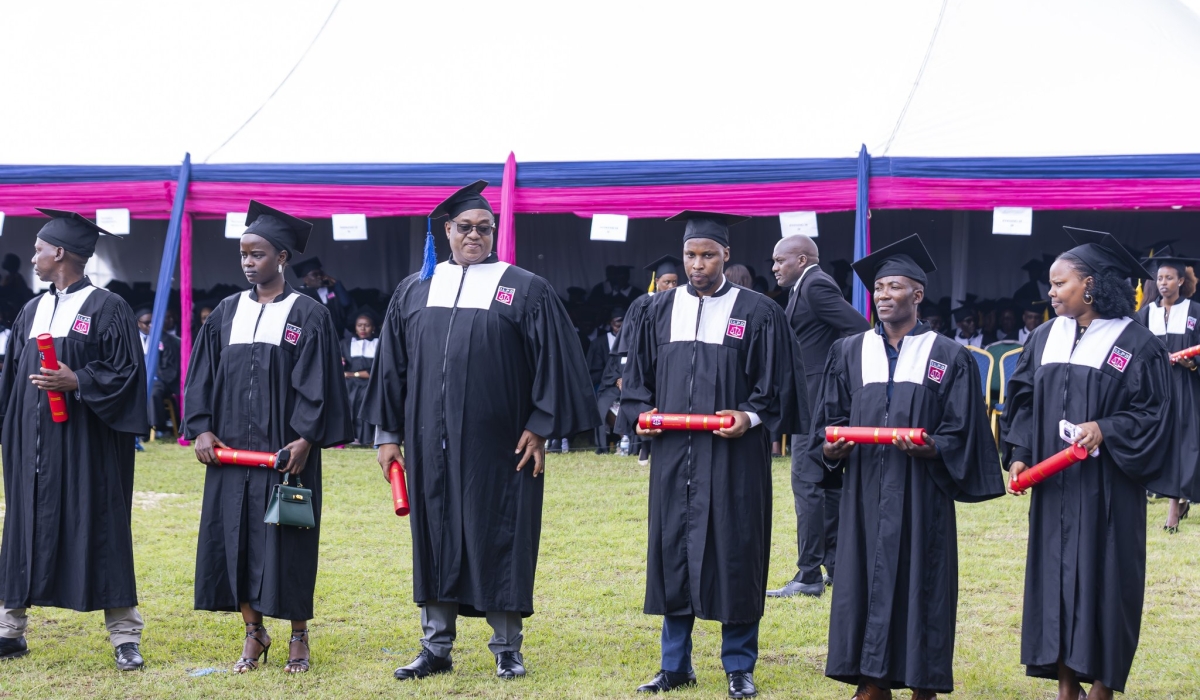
[292,257,356,337]
[767,235,869,598]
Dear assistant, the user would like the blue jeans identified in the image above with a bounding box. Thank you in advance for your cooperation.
[660,614,758,674]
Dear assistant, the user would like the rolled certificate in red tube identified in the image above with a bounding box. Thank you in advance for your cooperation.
[1170,344,1200,364]
[638,413,735,431]
[389,460,410,517]
[1010,443,1090,492]
[825,426,926,446]
[36,334,68,423]
[215,448,278,468]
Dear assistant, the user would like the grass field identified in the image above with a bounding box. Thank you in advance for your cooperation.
[0,442,1197,699]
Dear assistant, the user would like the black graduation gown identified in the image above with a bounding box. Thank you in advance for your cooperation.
[1136,300,1200,500]
[807,325,1004,692]
[587,331,618,386]
[1001,316,1175,692]
[0,278,147,611]
[361,255,599,616]
[341,336,378,446]
[619,280,808,625]
[185,285,352,621]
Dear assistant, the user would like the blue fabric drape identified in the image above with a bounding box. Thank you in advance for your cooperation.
[0,165,178,184]
[874,153,1200,179]
[144,154,191,405]
[853,145,871,317]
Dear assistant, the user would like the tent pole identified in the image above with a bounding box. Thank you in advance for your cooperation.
[498,151,517,263]
[853,145,872,319]
[179,211,193,436]
[145,153,191,419]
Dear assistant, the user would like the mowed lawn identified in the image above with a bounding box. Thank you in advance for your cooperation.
[0,442,1197,699]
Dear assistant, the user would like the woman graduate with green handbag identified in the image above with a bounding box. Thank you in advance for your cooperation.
[185,201,352,675]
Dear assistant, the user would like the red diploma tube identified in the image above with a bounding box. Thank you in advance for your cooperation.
[825,426,926,446]
[389,460,410,517]
[1170,344,1200,364]
[1010,443,1089,492]
[638,413,735,431]
[36,334,68,423]
[214,448,277,468]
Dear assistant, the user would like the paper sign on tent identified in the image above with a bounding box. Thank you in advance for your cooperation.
[0,211,5,236]
[590,214,629,242]
[332,213,368,241]
[225,212,247,238]
[96,208,130,235]
[779,211,819,238]
[992,207,1033,235]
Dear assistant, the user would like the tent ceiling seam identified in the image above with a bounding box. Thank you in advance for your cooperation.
[880,0,950,156]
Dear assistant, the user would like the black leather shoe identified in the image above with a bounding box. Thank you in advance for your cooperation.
[394,648,453,680]
[495,650,526,679]
[0,636,28,660]
[824,573,834,587]
[114,642,144,671]
[766,575,824,598]
[636,669,697,693]
[727,670,757,698]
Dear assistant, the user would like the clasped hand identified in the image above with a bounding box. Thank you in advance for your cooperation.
[30,362,78,393]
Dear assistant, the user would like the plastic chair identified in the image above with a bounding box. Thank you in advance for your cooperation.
[991,347,1024,439]
[965,346,995,410]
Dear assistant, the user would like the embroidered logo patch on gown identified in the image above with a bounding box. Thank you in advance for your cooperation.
[928,359,947,383]
[1107,346,1131,372]
[726,319,746,339]
[284,324,302,345]
[495,286,515,305]
[72,315,91,335]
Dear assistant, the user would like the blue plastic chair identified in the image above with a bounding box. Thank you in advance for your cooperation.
[991,347,1024,438]
[965,346,995,409]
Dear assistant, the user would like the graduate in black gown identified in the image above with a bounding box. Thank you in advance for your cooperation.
[341,308,380,446]
[1135,253,1200,531]
[620,212,807,700]
[1003,228,1177,700]
[808,235,1004,700]
[185,201,352,675]
[0,210,148,670]
[363,181,598,682]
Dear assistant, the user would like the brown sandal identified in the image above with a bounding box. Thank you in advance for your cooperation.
[234,623,270,673]
[284,629,309,674]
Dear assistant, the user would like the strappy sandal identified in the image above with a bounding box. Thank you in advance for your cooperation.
[284,628,310,674]
[1180,500,1191,520]
[234,623,270,673]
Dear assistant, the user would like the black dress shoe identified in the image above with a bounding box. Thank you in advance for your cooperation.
[495,650,526,679]
[0,636,28,660]
[114,642,144,671]
[727,670,757,698]
[824,573,834,587]
[766,576,824,598]
[636,669,697,693]
[394,648,453,680]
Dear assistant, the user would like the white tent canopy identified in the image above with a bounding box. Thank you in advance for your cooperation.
[3,0,1199,166]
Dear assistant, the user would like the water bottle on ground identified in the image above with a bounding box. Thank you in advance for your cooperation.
[619,435,631,456]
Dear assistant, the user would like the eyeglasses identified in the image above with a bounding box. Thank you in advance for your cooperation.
[454,222,495,236]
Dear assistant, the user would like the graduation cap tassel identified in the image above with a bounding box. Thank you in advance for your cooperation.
[648,272,656,293]
[419,217,436,281]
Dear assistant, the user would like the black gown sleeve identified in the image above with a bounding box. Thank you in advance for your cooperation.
[288,305,353,448]
[0,305,29,425]
[740,301,808,434]
[926,348,1005,502]
[522,282,602,439]
[74,296,148,435]
[805,338,852,488]
[361,282,409,436]
[1000,333,1038,467]
[182,304,224,439]
[1093,340,1175,493]
[617,297,659,432]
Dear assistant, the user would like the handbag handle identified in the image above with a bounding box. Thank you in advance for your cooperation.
[281,473,303,489]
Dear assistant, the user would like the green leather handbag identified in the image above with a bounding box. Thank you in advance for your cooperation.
[264,474,315,529]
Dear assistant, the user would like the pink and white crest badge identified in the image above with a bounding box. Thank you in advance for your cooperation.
[927,359,947,384]
[1107,346,1131,372]
[72,314,91,335]
[284,323,302,345]
[1189,316,1197,331]
[495,286,515,305]
[726,319,746,340]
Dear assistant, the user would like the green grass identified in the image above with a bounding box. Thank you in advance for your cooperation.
[1,443,1197,698]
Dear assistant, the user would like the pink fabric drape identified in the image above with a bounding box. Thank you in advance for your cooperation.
[0,181,177,217]
[498,152,517,263]
[870,177,1200,210]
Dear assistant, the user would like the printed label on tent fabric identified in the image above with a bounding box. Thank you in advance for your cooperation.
[72,315,91,335]
[284,324,302,345]
[1107,346,1131,372]
[726,319,746,339]
[927,359,947,384]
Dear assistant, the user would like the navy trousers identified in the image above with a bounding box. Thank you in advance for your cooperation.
[660,614,758,674]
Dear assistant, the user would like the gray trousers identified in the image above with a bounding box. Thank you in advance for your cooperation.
[420,602,522,657]
[791,435,840,584]
[0,603,143,646]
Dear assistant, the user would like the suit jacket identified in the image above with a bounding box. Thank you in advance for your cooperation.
[786,266,870,409]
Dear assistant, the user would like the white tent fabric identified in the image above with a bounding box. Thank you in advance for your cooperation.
[4,0,1198,166]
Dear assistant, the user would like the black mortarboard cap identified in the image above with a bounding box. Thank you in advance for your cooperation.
[35,208,119,258]
[1023,298,1049,315]
[1062,226,1153,279]
[429,180,493,219]
[291,257,324,278]
[355,306,382,326]
[645,255,683,278]
[611,306,626,320]
[133,306,153,320]
[244,201,313,259]
[668,211,750,248]
[1020,255,1056,273]
[1141,249,1199,276]
[951,297,978,324]
[851,234,937,288]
